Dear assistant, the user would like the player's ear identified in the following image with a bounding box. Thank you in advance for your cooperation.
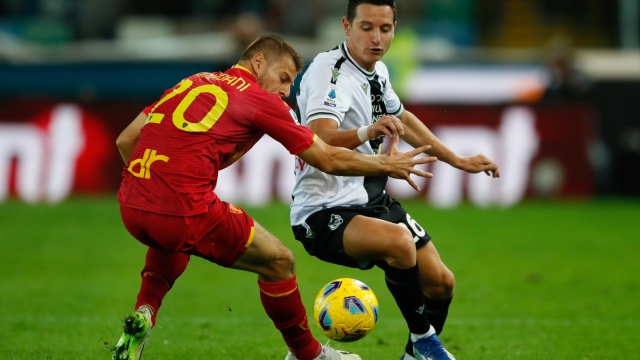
[342,17,350,36]
[251,53,265,74]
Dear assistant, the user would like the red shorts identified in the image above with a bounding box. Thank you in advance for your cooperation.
[120,199,254,267]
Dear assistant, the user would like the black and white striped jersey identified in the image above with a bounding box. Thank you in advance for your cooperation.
[291,42,404,226]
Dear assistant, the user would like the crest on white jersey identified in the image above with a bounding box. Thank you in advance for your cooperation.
[331,68,341,83]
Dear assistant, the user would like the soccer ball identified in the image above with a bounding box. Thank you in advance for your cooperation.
[313,278,379,342]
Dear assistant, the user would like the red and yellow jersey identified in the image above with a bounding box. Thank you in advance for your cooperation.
[118,65,316,216]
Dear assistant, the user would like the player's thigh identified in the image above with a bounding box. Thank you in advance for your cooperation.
[416,242,455,298]
[230,220,294,282]
[120,205,185,251]
[342,215,416,268]
[188,201,255,267]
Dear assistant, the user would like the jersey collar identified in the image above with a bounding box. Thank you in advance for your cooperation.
[233,64,252,73]
[231,64,257,81]
[340,42,376,78]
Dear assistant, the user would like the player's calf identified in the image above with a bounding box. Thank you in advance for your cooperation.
[417,244,456,299]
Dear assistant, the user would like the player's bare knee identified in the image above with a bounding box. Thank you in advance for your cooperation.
[386,227,416,269]
[423,268,456,298]
[442,268,456,296]
[266,246,295,281]
[435,266,455,294]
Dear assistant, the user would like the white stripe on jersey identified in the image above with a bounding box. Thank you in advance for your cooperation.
[291,42,404,226]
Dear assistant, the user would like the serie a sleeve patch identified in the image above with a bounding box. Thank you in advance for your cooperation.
[323,85,339,108]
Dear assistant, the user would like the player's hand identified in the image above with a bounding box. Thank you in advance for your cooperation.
[384,136,436,191]
[458,154,500,178]
[367,115,404,139]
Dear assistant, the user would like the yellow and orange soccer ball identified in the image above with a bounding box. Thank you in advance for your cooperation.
[313,278,379,342]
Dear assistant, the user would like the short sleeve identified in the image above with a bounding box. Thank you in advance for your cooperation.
[253,97,317,155]
[384,77,403,117]
[142,101,157,115]
[299,63,352,126]
[143,85,176,115]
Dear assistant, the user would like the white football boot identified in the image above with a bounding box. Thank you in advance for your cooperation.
[285,341,362,360]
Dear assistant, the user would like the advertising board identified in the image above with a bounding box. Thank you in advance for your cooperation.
[0,100,594,207]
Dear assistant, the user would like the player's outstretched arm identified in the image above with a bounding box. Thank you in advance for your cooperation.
[297,136,435,191]
[399,109,500,178]
[116,112,147,165]
[308,115,405,150]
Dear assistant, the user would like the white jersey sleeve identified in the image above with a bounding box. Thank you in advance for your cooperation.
[377,63,404,117]
[300,59,352,127]
[385,81,403,116]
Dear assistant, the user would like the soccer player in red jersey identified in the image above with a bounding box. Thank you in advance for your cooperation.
[110,35,435,360]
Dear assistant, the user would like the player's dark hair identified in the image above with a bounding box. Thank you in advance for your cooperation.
[347,0,397,23]
[240,35,305,73]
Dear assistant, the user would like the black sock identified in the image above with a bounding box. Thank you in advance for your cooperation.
[403,296,454,357]
[383,264,430,335]
[424,295,452,335]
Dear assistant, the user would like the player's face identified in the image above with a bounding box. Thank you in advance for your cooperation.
[256,55,297,99]
[343,3,396,71]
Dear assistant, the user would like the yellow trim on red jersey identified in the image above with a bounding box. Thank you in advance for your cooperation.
[245,226,255,248]
[233,64,252,74]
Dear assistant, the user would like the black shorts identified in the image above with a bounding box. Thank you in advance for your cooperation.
[292,193,431,270]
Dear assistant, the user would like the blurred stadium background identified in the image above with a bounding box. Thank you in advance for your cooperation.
[1,1,639,359]
[1,0,639,204]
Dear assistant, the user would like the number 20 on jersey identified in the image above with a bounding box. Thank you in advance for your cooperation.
[145,78,229,133]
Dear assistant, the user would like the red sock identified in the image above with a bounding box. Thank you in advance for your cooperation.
[259,276,321,360]
[135,248,190,325]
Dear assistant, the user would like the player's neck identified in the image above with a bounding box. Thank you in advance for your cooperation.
[235,61,257,77]
[344,42,376,72]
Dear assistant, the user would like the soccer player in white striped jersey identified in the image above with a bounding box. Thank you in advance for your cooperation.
[291,1,500,359]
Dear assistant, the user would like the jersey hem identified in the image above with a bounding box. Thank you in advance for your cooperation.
[389,103,404,117]
[307,112,341,125]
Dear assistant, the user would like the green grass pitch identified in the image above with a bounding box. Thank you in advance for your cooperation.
[1,196,639,359]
